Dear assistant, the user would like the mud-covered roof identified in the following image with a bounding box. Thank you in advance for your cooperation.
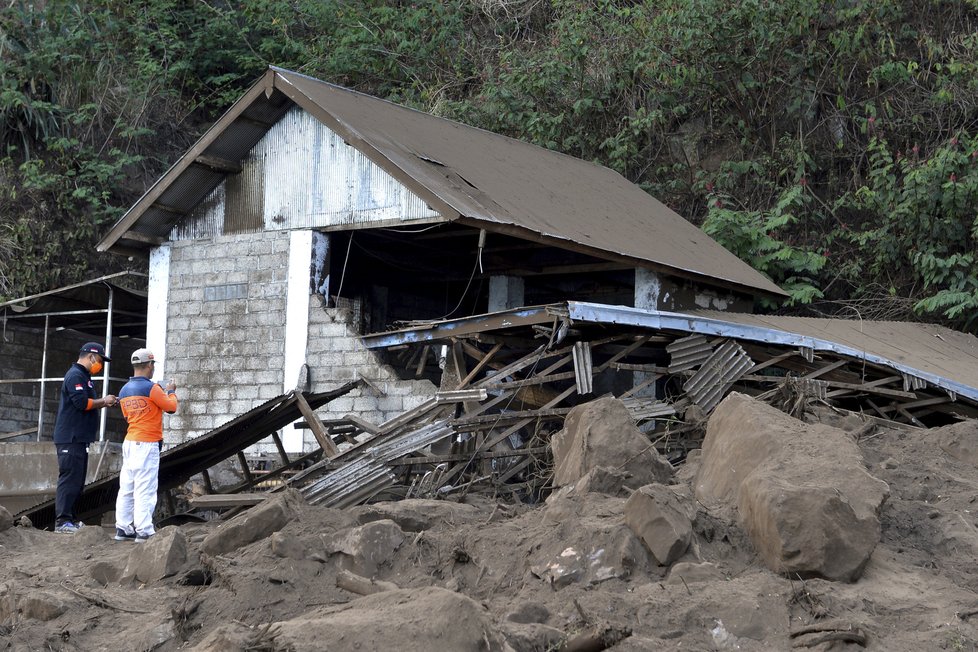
[98,67,786,299]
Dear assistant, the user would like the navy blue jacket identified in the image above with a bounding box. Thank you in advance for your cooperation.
[52,363,99,444]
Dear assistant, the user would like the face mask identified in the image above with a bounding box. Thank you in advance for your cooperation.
[90,359,103,375]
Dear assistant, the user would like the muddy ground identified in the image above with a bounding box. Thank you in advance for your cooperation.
[3,398,978,651]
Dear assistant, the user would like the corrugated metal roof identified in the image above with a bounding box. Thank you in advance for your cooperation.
[99,67,785,298]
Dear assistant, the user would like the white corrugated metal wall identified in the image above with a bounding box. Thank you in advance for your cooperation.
[174,105,440,240]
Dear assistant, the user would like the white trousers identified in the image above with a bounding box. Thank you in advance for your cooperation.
[115,440,160,537]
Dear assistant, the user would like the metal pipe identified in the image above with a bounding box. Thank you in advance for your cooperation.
[36,315,49,441]
[98,285,115,442]
[1,308,108,319]
[0,376,128,385]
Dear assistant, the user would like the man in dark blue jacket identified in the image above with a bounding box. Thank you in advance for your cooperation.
[52,342,118,533]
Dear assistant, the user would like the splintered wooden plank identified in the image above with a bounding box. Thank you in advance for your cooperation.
[415,345,431,377]
[190,493,269,508]
[824,375,902,398]
[392,446,549,466]
[0,427,37,441]
[458,342,504,388]
[877,395,953,412]
[294,391,340,457]
[237,451,255,484]
[270,431,291,466]
[739,375,917,399]
[478,385,578,452]
[489,371,578,389]
[476,344,549,387]
[451,408,572,428]
[343,414,382,436]
[747,350,800,374]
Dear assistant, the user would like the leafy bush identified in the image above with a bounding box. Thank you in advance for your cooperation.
[2,0,978,332]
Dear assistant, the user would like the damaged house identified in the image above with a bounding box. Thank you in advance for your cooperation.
[43,65,977,526]
[95,66,784,453]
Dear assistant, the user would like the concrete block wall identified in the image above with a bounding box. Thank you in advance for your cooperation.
[165,231,291,444]
[164,229,439,452]
[0,324,134,441]
[301,293,435,450]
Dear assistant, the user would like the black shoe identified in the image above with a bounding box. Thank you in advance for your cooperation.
[134,533,154,543]
[114,528,136,542]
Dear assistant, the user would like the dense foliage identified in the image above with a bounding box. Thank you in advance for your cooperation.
[2,0,978,327]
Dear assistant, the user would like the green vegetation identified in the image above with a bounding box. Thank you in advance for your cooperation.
[2,1,978,328]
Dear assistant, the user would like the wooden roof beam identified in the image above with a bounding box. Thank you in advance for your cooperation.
[193,154,242,174]
[121,230,166,246]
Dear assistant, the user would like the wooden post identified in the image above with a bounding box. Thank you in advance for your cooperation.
[294,391,340,457]
[271,431,291,466]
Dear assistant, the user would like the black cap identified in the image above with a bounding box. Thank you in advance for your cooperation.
[79,342,111,361]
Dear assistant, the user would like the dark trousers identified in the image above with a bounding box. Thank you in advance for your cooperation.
[55,442,88,525]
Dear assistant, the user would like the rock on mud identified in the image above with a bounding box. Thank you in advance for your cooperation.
[695,392,889,582]
[551,396,673,489]
[201,488,303,556]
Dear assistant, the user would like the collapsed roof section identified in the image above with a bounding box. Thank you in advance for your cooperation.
[97,67,786,301]
[362,301,978,426]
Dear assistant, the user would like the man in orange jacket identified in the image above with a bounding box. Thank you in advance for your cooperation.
[113,348,178,542]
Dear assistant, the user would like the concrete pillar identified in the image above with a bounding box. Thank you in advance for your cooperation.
[283,230,313,451]
[488,275,525,312]
[634,267,662,311]
[633,267,662,400]
[147,245,172,382]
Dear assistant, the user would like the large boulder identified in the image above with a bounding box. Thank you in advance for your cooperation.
[201,489,303,556]
[0,505,12,533]
[551,396,673,489]
[624,484,693,565]
[695,393,889,582]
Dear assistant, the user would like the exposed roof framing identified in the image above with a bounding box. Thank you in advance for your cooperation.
[99,67,785,300]
[362,301,978,423]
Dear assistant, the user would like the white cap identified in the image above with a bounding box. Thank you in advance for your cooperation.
[131,348,156,365]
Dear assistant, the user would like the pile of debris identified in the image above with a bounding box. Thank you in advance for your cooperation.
[5,391,978,650]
